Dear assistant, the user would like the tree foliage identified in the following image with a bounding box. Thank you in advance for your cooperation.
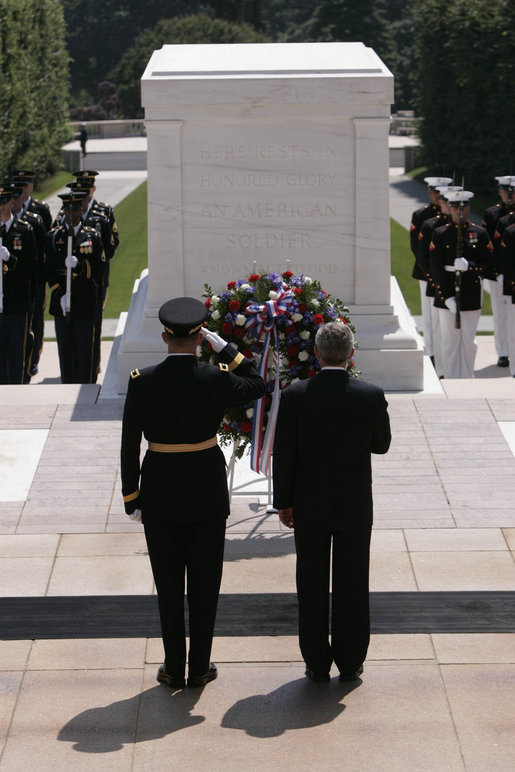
[111,13,269,118]
[413,0,515,186]
[0,0,69,180]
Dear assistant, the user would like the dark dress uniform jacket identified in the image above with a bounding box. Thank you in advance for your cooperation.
[121,346,265,525]
[45,223,105,319]
[1,218,37,313]
[430,222,493,310]
[410,203,440,278]
[273,369,391,531]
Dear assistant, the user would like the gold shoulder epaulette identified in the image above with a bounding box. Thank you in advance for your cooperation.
[130,368,141,379]
[219,363,229,372]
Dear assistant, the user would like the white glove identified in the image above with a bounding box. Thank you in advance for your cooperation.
[444,296,457,314]
[65,254,78,269]
[0,245,10,262]
[497,274,504,286]
[128,509,142,523]
[60,295,67,315]
[200,326,226,353]
[454,257,468,271]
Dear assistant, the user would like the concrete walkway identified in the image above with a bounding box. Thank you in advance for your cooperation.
[0,161,513,770]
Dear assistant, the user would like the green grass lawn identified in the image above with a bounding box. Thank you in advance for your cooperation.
[34,171,71,199]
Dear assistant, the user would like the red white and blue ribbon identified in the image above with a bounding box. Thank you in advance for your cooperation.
[245,287,294,475]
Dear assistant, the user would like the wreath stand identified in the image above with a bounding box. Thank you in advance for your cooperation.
[226,437,277,513]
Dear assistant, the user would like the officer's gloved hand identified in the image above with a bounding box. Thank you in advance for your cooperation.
[200,326,226,353]
[60,296,67,315]
[65,254,78,269]
[497,273,504,286]
[0,245,10,262]
[444,296,457,314]
[128,509,142,523]
[454,257,469,271]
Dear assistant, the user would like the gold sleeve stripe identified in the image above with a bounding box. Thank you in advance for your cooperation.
[229,352,245,371]
[123,489,140,503]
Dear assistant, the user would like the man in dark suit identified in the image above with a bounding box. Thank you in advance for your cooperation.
[273,321,391,683]
[121,297,265,689]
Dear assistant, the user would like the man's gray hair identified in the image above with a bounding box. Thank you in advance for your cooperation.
[315,321,354,366]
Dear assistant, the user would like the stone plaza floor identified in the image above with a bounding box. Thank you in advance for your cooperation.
[0,335,514,771]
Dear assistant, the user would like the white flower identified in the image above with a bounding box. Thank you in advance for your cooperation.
[298,350,309,362]
[211,295,220,306]
[278,332,285,340]
[292,313,303,323]
[211,309,220,321]
[236,314,246,326]
[280,355,289,368]
[304,277,312,284]
[310,299,320,309]
[196,345,202,357]
[246,408,254,418]
[290,377,300,385]
[240,283,250,291]
[269,290,278,300]
[300,331,310,340]
[243,336,253,345]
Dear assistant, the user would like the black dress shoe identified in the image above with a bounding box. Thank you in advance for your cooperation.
[305,668,330,683]
[339,665,364,682]
[156,664,185,689]
[497,356,509,367]
[29,364,38,376]
[188,663,218,688]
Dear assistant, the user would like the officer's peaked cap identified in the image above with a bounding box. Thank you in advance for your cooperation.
[10,170,35,184]
[446,190,474,205]
[497,176,515,190]
[58,191,88,210]
[159,297,208,337]
[0,182,14,202]
[424,176,453,189]
[73,170,98,181]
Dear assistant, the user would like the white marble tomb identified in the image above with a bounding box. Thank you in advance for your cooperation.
[117,42,423,392]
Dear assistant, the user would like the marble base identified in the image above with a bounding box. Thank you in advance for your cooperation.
[116,272,424,393]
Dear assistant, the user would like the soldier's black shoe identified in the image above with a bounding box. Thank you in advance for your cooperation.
[339,665,364,682]
[156,664,185,689]
[305,668,331,683]
[29,364,38,376]
[187,663,218,688]
[497,356,509,367]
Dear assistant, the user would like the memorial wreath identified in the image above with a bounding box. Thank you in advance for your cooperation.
[199,271,359,473]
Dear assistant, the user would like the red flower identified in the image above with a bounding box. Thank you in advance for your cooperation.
[298,303,308,313]
[205,298,211,308]
[240,421,252,433]
[313,314,324,326]
[243,349,253,359]
[229,299,240,312]
[248,273,259,282]
[287,344,298,357]
[222,322,233,334]
[222,422,231,432]
[293,287,303,296]
[307,367,317,378]
[282,270,293,279]
[234,327,245,338]
[338,316,347,324]
[227,281,236,289]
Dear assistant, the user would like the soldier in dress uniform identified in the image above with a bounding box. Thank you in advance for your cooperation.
[410,176,453,361]
[11,182,46,381]
[415,185,462,374]
[430,190,493,378]
[11,170,52,376]
[121,297,265,689]
[72,170,119,375]
[44,191,106,384]
[482,176,515,368]
[0,182,37,384]
[11,170,52,231]
[497,221,515,377]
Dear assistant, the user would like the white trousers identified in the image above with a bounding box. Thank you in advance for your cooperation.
[419,281,434,356]
[486,279,510,358]
[431,303,444,376]
[438,307,481,379]
[507,302,515,377]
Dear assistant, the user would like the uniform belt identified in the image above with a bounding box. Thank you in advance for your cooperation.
[148,436,218,453]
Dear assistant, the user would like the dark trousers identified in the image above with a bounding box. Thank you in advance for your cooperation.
[144,518,226,678]
[30,282,46,369]
[0,311,29,384]
[294,524,372,675]
[92,286,106,375]
[54,315,96,384]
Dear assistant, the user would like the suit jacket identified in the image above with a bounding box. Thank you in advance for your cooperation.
[120,344,265,525]
[272,369,391,531]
